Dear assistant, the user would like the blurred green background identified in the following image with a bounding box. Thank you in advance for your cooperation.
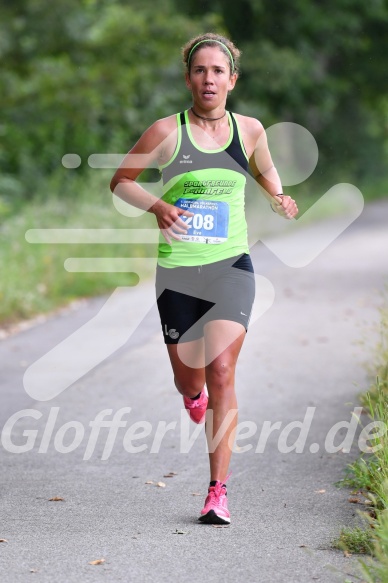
[1,0,387,326]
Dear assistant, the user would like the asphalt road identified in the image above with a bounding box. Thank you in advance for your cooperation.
[1,199,387,583]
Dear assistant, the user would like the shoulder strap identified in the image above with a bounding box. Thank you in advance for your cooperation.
[227,112,249,166]
[228,112,239,145]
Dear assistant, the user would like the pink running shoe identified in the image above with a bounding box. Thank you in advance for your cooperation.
[198,480,230,524]
[183,389,208,424]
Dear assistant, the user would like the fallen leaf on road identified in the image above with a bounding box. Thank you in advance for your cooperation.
[0,539,8,543]
[348,497,361,504]
[89,558,105,565]
[315,489,326,494]
[157,482,166,488]
[343,550,352,558]
[49,497,64,502]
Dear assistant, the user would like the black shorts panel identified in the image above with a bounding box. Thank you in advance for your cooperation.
[155,253,255,344]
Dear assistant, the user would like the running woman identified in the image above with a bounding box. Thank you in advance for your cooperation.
[110,33,298,524]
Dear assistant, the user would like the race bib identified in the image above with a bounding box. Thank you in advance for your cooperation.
[174,198,229,244]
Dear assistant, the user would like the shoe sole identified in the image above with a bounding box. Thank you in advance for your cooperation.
[198,510,230,525]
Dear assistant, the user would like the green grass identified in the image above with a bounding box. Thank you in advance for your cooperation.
[336,456,385,500]
[0,171,157,327]
[335,296,388,581]
[332,526,373,555]
[359,502,388,583]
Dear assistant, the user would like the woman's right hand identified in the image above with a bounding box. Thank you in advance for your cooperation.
[150,200,194,244]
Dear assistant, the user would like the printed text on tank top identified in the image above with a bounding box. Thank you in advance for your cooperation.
[158,110,250,267]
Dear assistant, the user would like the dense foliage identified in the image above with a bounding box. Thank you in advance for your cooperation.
[1,0,387,201]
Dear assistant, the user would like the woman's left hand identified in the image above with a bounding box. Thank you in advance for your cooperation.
[271,195,298,219]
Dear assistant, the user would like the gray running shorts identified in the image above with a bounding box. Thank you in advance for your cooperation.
[155,253,255,344]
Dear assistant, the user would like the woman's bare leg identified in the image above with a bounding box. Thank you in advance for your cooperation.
[166,338,205,398]
[165,321,245,482]
[204,320,246,483]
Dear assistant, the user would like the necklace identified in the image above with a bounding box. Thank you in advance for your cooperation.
[190,107,227,122]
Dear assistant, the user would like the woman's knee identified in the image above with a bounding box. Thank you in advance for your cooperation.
[206,359,235,389]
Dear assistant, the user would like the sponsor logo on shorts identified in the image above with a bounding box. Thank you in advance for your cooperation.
[168,329,179,339]
[165,325,180,339]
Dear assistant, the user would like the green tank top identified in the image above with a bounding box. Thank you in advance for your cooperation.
[157,110,250,268]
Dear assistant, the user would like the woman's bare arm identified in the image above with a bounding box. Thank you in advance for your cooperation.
[236,114,298,219]
[110,116,193,243]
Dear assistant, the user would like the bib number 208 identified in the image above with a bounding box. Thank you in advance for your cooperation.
[174,198,229,244]
[184,213,214,231]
